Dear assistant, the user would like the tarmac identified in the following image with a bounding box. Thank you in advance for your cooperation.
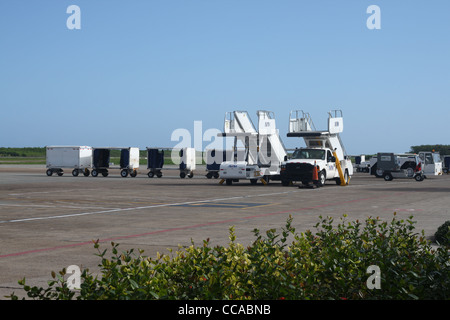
[0,164,449,299]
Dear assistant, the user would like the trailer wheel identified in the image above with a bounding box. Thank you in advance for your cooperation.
[130,171,137,177]
[148,172,154,178]
[83,169,90,177]
[206,172,213,179]
[188,173,194,178]
[121,170,129,178]
[383,173,393,181]
[157,173,163,178]
[102,172,109,177]
[91,170,98,177]
[57,171,64,176]
[180,172,186,178]
[415,174,424,181]
[214,172,219,179]
[72,169,79,177]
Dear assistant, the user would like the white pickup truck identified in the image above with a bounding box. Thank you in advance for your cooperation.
[280,147,352,187]
[280,110,353,187]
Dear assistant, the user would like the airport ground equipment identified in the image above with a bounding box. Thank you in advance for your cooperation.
[205,149,232,179]
[370,151,443,178]
[376,153,424,181]
[442,155,450,174]
[45,146,93,177]
[418,151,443,176]
[218,110,287,185]
[146,147,196,178]
[280,110,353,187]
[355,155,370,173]
[91,147,140,177]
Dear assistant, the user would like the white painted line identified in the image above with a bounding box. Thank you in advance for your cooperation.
[0,189,302,224]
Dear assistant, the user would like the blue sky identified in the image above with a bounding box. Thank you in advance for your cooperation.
[1,0,449,155]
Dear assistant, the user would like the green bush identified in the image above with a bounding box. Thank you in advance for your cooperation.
[7,214,450,300]
[435,221,450,247]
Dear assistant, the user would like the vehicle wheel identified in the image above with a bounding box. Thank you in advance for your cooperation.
[415,174,424,181]
[91,170,98,177]
[46,169,53,176]
[375,168,384,178]
[121,170,129,178]
[180,172,186,178]
[226,179,232,185]
[157,173,163,178]
[102,172,109,177]
[148,171,154,178]
[344,170,349,184]
[383,173,393,181]
[250,179,257,185]
[315,171,325,187]
[214,173,219,179]
[206,172,213,179]
[130,171,137,177]
[57,171,64,176]
[72,169,79,177]
[188,173,194,178]
[83,169,90,177]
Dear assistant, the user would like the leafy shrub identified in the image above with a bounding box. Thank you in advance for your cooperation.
[435,221,450,246]
[7,213,450,300]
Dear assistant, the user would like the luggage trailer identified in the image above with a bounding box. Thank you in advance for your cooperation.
[91,147,140,177]
[146,147,196,179]
[45,146,93,177]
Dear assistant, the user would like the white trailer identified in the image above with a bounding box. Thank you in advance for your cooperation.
[218,110,287,185]
[46,146,93,177]
[281,110,353,187]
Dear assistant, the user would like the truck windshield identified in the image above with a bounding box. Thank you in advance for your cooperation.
[292,149,325,160]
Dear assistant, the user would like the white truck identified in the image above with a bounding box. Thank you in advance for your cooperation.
[218,110,287,185]
[280,110,353,187]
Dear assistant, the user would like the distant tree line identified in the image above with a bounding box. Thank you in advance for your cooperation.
[410,145,450,155]
[0,147,46,157]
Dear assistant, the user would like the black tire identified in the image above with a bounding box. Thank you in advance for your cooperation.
[226,179,232,185]
[148,172,154,178]
[250,179,257,185]
[214,173,219,179]
[57,171,63,176]
[206,172,212,179]
[83,169,90,177]
[72,169,79,177]
[121,170,128,178]
[46,169,53,176]
[383,173,393,181]
[315,171,326,187]
[415,174,424,181]
[130,171,137,177]
[180,172,186,178]
[102,172,109,177]
[91,170,98,177]
[157,173,163,178]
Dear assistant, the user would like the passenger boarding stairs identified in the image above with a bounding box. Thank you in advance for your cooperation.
[287,110,348,161]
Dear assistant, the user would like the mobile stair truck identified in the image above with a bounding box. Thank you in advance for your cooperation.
[217,110,287,185]
[280,110,353,187]
[46,146,93,177]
